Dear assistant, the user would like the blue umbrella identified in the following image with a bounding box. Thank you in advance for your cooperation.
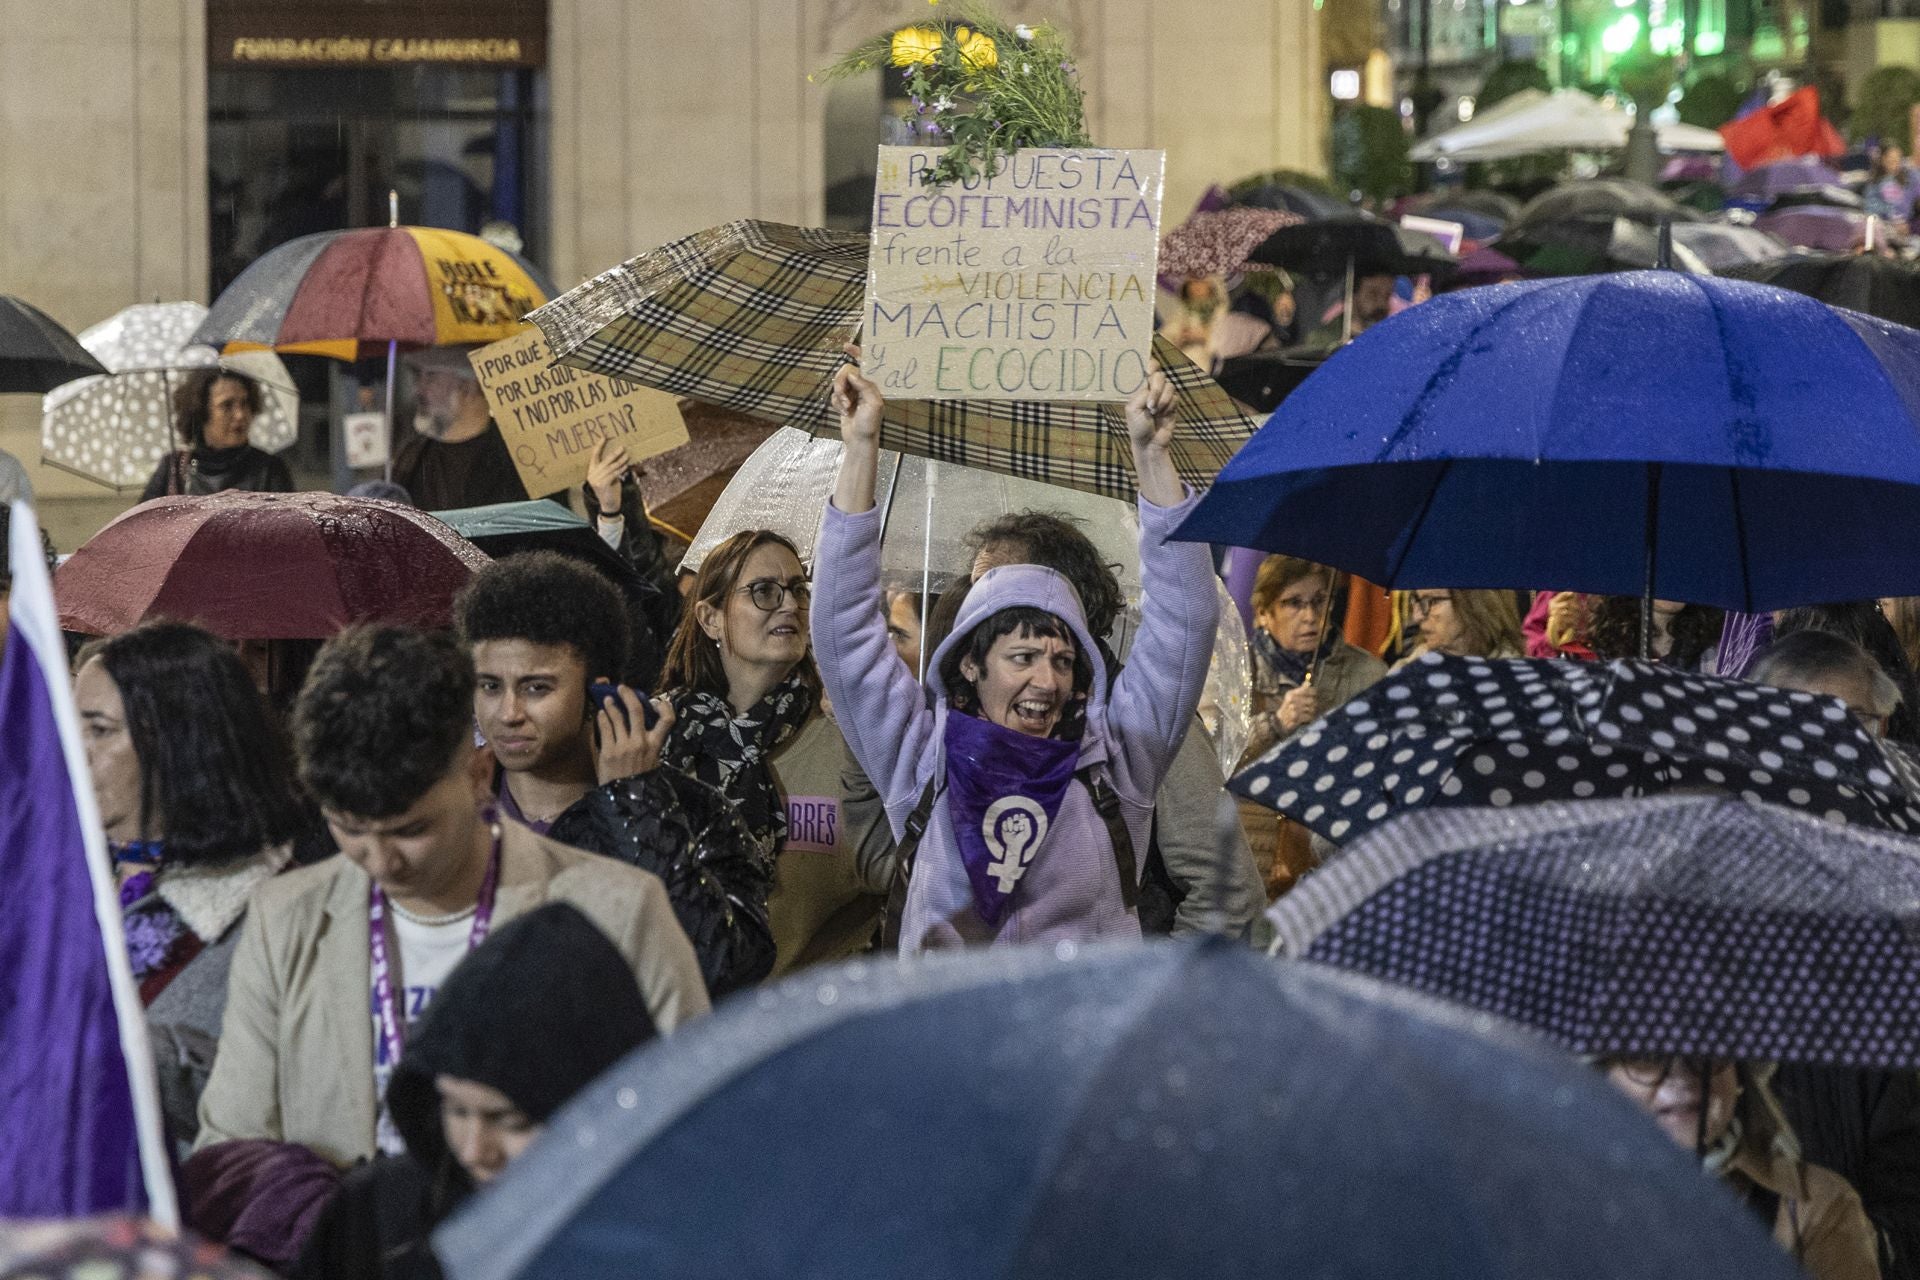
[437,939,1802,1280]
[1176,271,1920,612]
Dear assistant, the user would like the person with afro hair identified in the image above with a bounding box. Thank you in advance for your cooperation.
[455,552,775,995]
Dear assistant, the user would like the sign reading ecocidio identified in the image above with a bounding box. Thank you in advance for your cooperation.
[863,146,1166,402]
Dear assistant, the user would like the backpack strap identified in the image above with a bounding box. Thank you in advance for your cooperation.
[880,778,943,952]
[1079,768,1138,912]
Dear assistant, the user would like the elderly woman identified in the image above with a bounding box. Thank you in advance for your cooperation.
[812,362,1218,950]
[141,368,292,499]
[73,621,307,1139]
[1237,554,1386,896]
[1600,1054,1881,1280]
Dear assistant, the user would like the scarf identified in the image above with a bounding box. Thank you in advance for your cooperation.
[666,670,818,862]
[1252,628,1340,696]
[942,711,1081,928]
[112,840,192,984]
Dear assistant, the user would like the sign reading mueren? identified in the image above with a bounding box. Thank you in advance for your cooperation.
[862,147,1165,402]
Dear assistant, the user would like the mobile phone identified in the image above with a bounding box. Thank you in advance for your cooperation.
[589,681,659,731]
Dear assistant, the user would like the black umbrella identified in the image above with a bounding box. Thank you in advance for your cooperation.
[1494,216,1708,275]
[1668,221,1788,272]
[1406,188,1521,224]
[1212,348,1329,414]
[0,296,107,393]
[1226,171,1351,220]
[1269,793,1920,1068]
[1512,178,1703,230]
[1765,183,1863,211]
[1232,651,1920,846]
[1724,252,1920,328]
[1249,216,1460,280]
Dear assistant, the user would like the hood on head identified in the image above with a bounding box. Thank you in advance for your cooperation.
[387,901,657,1176]
[923,563,1110,726]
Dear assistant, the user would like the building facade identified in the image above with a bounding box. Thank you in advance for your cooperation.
[1,0,1330,544]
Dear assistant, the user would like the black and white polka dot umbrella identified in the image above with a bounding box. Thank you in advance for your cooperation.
[1269,794,1920,1067]
[1230,650,1920,846]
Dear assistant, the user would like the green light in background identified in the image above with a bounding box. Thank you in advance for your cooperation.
[1693,28,1724,53]
[1649,21,1684,52]
[1601,12,1640,52]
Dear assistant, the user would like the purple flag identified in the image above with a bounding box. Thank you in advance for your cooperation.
[0,496,176,1222]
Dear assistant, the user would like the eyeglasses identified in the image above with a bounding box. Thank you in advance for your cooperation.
[737,578,811,612]
[1271,592,1331,615]
[1408,592,1453,618]
[1602,1054,1721,1087]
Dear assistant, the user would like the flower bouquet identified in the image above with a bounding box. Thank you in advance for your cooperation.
[815,2,1092,187]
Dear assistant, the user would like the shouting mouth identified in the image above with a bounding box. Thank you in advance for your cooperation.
[1011,698,1056,733]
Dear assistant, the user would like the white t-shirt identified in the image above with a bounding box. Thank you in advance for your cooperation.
[371,909,474,1155]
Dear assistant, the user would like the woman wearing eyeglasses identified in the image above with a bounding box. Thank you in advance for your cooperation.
[658,530,820,867]
[1601,1054,1880,1280]
[1401,588,1525,663]
[1237,555,1387,896]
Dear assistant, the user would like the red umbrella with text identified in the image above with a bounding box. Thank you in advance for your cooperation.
[55,491,491,640]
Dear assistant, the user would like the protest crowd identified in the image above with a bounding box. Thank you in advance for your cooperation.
[16,9,1920,1280]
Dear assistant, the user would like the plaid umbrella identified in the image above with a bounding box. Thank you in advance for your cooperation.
[1157,207,1302,281]
[527,221,1256,501]
[1233,651,1920,845]
[1268,794,1920,1067]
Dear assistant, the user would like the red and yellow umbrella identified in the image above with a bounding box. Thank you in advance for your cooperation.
[191,225,555,360]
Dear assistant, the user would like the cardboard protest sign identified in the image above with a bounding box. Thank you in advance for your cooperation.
[470,327,689,496]
[863,146,1166,402]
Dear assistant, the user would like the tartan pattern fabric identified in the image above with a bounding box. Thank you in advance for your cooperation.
[528,220,1257,501]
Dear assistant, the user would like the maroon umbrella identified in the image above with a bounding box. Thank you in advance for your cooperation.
[56,491,490,639]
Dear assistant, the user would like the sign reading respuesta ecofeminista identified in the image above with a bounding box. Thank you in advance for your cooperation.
[862,146,1166,402]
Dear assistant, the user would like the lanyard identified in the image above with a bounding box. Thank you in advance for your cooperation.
[368,824,503,1069]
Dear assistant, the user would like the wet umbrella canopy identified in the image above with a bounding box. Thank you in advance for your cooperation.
[1176,271,1920,611]
[1231,651,1920,846]
[55,491,490,639]
[437,939,1802,1280]
[1270,794,1920,1067]
[1511,178,1703,230]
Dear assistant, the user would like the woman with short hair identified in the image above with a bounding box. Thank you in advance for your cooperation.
[141,368,293,499]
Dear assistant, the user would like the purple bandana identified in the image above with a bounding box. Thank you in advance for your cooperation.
[942,711,1080,927]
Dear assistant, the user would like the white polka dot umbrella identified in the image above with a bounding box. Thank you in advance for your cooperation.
[1268,793,1920,1067]
[1233,650,1920,847]
[39,302,299,491]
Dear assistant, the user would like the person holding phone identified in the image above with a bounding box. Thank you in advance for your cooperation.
[454,551,776,995]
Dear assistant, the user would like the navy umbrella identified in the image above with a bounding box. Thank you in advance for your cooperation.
[0,296,108,393]
[1269,794,1920,1067]
[1176,272,1920,613]
[1233,650,1920,846]
[437,939,1801,1280]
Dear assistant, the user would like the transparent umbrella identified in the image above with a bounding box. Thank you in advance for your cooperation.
[40,302,299,491]
[682,427,1251,765]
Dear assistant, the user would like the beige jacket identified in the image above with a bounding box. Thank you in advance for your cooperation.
[1732,1141,1883,1280]
[194,822,710,1167]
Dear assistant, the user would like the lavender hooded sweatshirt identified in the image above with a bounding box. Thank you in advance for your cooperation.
[812,489,1219,951]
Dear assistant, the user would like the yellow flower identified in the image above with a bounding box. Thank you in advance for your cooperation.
[956,25,998,69]
[891,25,942,66]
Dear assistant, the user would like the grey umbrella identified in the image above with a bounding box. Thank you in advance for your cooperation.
[1269,793,1920,1067]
